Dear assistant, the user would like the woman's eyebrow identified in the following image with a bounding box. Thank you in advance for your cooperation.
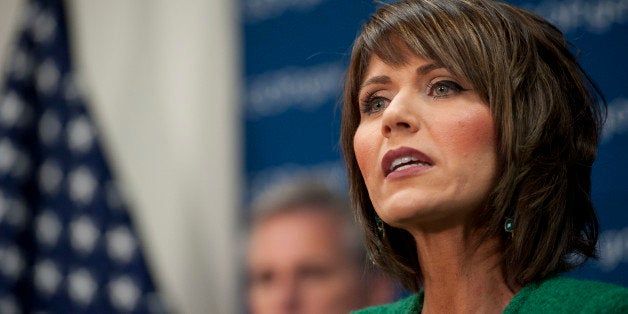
[416,62,445,75]
[359,62,448,92]
[360,75,391,90]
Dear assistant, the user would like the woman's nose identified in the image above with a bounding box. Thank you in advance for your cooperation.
[381,93,420,138]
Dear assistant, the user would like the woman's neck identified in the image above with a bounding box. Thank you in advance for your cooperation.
[411,228,518,314]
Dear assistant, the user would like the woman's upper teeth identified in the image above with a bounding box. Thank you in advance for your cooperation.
[390,156,423,171]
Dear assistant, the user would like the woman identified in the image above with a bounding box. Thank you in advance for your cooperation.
[340,0,628,313]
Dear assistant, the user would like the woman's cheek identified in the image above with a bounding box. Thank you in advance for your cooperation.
[450,108,496,157]
[353,126,379,181]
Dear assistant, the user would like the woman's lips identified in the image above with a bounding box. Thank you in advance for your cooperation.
[381,146,433,179]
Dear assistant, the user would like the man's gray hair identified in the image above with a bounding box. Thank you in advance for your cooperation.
[248,177,368,266]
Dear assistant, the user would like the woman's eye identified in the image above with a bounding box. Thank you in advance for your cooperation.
[428,80,465,98]
[361,96,388,115]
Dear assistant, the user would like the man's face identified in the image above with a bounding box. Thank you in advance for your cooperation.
[246,208,367,314]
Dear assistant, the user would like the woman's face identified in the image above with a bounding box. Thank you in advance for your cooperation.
[353,54,497,231]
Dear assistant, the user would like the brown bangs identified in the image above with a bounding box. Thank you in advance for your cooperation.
[355,0,511,105]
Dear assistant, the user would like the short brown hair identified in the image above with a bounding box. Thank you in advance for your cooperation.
[341,0,604,291]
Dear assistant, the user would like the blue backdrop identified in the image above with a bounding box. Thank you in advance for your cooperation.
[241,0,628,287]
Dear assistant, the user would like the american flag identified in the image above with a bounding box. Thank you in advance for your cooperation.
[0,0,167,312]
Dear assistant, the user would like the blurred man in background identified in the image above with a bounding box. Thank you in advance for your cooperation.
[245,178,396,314]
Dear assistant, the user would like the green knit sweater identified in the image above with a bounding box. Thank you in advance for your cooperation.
[353,277,628,313]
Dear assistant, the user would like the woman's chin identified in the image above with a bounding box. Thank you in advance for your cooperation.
[377,199,439,228]
[377,199,470,233]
